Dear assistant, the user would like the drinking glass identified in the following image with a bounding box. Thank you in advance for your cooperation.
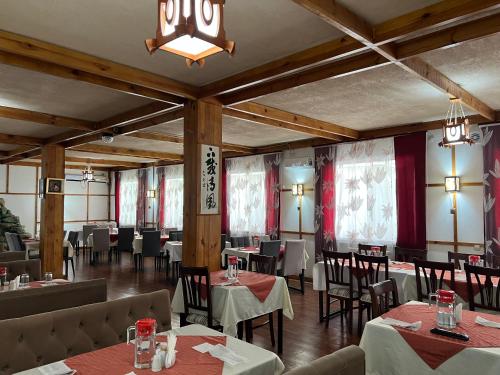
[0,267,7,287]
[44,272,53,283]
[19,273,30,288]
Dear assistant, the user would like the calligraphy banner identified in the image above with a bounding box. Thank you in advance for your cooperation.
[200,144,220,215]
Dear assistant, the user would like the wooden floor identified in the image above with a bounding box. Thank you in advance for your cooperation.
[68,252,360,371]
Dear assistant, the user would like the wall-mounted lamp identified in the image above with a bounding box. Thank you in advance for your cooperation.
[146,189,156,199]
[292,184,304,197]
[444,176,460,192]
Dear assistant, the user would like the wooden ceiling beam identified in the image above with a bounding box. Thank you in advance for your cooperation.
[0,30,197,99]
[231,102,359,139]
[10,160,111,171]
[29,155,143,168]
[70,144,183,161]
[0,105,95,131]
[0,133,43,146]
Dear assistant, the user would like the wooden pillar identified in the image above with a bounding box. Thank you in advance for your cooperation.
[183,99,222,271]
[40,144,65,277]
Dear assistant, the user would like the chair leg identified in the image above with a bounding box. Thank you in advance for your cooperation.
[348,300,353,334]
[358,303,364,336]
[268,312,275,347]
[326,295,331,328]
[64,259,68,278]
[70,258,75,277]
[299,269,305,295]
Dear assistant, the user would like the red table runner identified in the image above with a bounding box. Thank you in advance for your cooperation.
[382,304,500,369]
[65,335,226,375]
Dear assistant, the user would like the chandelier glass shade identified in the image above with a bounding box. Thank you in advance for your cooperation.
[82,166,95,183]
[439,98,473,147]
[145,0,235,67]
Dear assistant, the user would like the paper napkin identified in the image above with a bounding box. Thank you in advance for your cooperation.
[381,318,422,331]
[475,316,500,329]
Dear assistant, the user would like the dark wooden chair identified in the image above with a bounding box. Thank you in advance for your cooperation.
[139,227,156,235]
[358,244,387,256]
[169,230,183,242]
[179,266,222,330]
[353,253,389,334]
[247,253,277,346]
[394,246,427,262]
[369,278,400,318]
[414,259,455,301]
[64,231,77,278]
[139,231,162,271]
[464,263,500,312]
[322,251,358,333]
[231,236,250,248]
[447,251,485,270]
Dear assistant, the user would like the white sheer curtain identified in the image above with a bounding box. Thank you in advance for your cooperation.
[227,155,266,236]
[119,170,138,226]
[163,165,184,230]
[335,138,397,251]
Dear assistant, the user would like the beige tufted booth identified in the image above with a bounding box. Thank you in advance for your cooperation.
[285,345,365,375]
[0,251,25,262]
[0,259,42,281]
[0,289,171,375]
[0,278,107,320]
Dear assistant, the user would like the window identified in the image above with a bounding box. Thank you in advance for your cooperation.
[335,138,397,250]
[227,155,266,235]
[119,170,138,226]
[164,177,184,230]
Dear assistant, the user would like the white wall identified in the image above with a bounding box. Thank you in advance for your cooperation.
[0,165,112,237]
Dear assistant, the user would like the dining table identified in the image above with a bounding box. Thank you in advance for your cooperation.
[360,301,500,375]
[132,235,170,255]
[171,270,294,354]
[0,279,71,293]
[22,239,74,260]
[15,324,285,375]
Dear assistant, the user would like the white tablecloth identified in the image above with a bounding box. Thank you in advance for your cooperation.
[360,301,500,375]
[15,324,284,375]
[23,240,73,260]
[165,241,183,262]
[221,248,259,268]
[171,274,294,337]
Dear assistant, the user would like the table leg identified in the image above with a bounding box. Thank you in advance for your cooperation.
[319,291,324,322]
[244,320,253,343]
[278,308,283,354]
[237,321,244,340]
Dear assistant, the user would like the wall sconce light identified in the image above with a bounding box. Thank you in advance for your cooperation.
[292,184,304,197]
[146,189,157,199]
[444,176,460,192]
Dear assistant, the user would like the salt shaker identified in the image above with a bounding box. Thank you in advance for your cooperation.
[151,352,162,372]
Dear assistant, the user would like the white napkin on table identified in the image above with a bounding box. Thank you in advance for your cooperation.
[475,316,500,329]
[164,332,177,369]
[38,361,75,375]
[208,344,247,366]
[8,276,20,291]
[380,318,422,331]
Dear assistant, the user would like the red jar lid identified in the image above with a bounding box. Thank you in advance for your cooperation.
[137,318,156,337]
[0,267,7,275]
[229,256,238,265]
[437,289,455,303]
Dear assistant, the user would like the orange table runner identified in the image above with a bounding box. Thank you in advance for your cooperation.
[65,335,226,375]
[382,304,500,369]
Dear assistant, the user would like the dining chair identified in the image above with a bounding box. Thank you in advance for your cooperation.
[169,231,183,242]
[368,278,400,318]
[394,246,427,262]
[5,233,20,252]
[353,253,389,334]
[282,239,306,294]
[64,231,78,277]
[82,224,98,256]
[179,266,222,330]
[247,253,277,346]
[464,263,500,312]
[140,230,162,271]
[358,244,387,256]
[260,240,281,258]
[230,236,250,248]
[414,259,455,302]
[447,251,485,270]
[91,228,109,265]
[322,250,357,332]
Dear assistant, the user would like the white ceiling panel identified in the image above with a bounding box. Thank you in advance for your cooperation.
[0,118,68,138]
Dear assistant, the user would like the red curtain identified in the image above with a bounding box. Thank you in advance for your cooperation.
[136,169,147,229]
[221,160,228,234]
[114,171,120,227]
[157,169,166,229]
[483,126,500,260]
[314,146,336,262]
[264,153,281,239]
[394,132,427,249]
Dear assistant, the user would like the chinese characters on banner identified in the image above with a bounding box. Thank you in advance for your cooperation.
[200,144,219,214]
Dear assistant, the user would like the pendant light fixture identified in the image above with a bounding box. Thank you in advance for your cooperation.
[145,0,235,67]
[439,98,474,147]
[82,165,95,183]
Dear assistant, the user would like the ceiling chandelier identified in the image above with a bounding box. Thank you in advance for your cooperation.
[145,0,235,67]
[82,165,95,183]
[439,98,474,147]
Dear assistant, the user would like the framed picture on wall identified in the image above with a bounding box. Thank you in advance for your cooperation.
[46,178,65,195]
[38,178,46,198]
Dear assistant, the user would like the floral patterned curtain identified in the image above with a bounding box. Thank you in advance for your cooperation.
[264,153,281,239]
[227,155,266,236]
[163,165,184,230]
[335,138,397,251]
[136,169,147,229]
[482,126,500,260]
[156,167,166,229]
[119,170,138,227]
[314,146,336,261]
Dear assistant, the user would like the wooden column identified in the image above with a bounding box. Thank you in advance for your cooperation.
[40,144,65,277]
[183,99,222,271]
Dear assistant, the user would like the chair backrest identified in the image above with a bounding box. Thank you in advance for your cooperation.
[369,278,400,318]
[170,230,183,242]
[139,227,156,235]
[180,266,215,326]
[447,251,485,270]
[14,234,26,251]
[464,263,500,312]
[260,240,281,258]
[5,233,23,252]
[0,289,171,375]
[63,230,67,240]
[249,254,277,275]
[282,239,306,276]
[394,246,427,262]
[353,253,389,293]
[322,250,353,290]
[92,228,110,253]
[414,259,455,301]
[0,251,25,262]
[142,230,161,257]
[82,225,98,245]
[230,236,249,248]
[0,259,42,281]
[4,233,16,251]
[67,231,78,249]
[358,244,387,256]
[284,345,365,375]
[117,227,135,252]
